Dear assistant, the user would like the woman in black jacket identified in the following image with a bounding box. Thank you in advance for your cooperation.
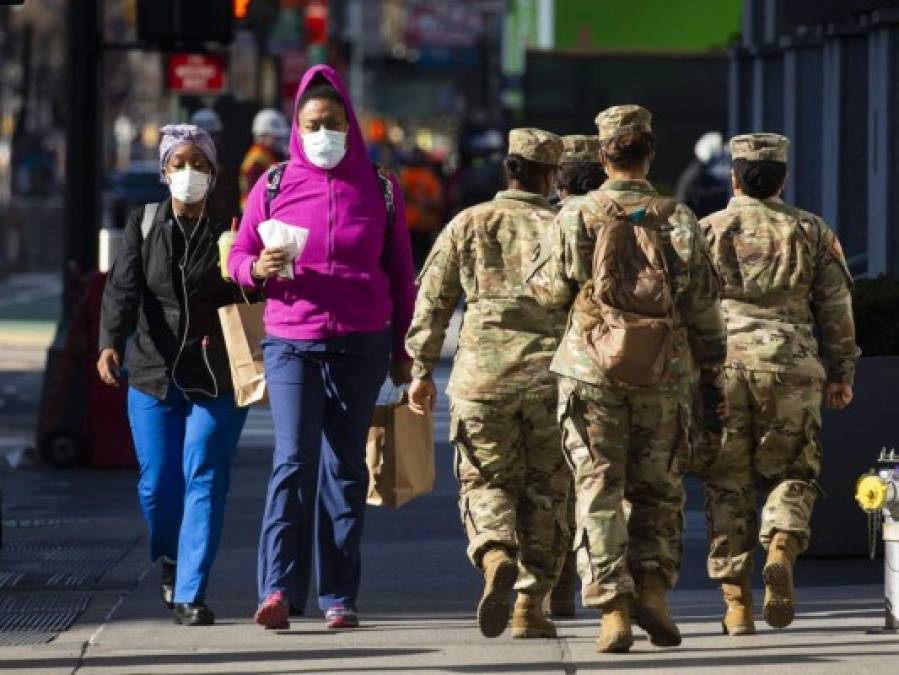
[98,124,248,626]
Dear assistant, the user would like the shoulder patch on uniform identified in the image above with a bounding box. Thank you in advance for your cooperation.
[831,236,844,260]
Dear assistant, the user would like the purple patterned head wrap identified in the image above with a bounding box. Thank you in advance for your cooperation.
[158,124,218,181]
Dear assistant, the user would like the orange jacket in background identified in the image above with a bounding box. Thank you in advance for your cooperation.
[239,144,281,210]
[399,165,443,234]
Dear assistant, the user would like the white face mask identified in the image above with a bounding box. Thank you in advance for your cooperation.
[302,129,347,170]
[167,167,211,204]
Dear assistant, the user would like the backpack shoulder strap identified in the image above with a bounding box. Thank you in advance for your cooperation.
[264,161,288,218]
[141,202,160,239]
[589,189,628,221]
[373,163,396,269]
[646,196,679,227]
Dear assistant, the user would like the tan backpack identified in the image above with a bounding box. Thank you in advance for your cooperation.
[580,191,679,386]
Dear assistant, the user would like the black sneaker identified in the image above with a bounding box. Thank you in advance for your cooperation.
[173,602,215,626]
[160,559,176,610]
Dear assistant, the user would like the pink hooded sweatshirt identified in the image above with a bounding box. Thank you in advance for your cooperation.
[228,65,415,360]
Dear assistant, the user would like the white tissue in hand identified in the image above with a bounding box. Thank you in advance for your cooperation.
[257,219,309,279]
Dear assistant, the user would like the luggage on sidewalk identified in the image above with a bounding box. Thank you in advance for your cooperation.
[366,392,435,508]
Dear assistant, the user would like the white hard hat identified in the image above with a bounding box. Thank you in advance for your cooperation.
[253,109,290,139]
[190,108,223,135]
[695,131,723,163]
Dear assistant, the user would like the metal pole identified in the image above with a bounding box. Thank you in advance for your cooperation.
[35,0,104,464]
[62,0,103,307]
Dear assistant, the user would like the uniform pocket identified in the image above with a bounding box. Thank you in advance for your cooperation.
[573,527,595,581]
[668,400,693,476]
[755,372,823,480]
[461,495,480,535]
[449,415,464,482]
[559,387,594,469]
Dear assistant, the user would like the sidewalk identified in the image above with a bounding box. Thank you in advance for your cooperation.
[0,294,894,673]
[2,381,894,673]
[0,273,58,465]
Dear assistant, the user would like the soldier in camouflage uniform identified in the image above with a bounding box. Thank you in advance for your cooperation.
[529,105,726,653]
[556,135,604,204]
[547,133,604,618]
[701,133,859,634]
[405,129,570,640]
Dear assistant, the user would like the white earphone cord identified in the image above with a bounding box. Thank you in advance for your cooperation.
[171,203,219,399]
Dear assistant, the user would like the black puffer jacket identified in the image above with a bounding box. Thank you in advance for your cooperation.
[100,198,253,401]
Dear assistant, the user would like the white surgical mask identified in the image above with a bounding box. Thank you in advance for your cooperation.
[167,167,211,204]
[302,129,347,170]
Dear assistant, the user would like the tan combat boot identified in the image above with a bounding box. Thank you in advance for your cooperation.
[549,552,578,617]
[477,548,518,638]
[721,577,756,635]
[511,593,557,638]
[635,571,682,647]
[763,531,801,628]
[596,596,634,653]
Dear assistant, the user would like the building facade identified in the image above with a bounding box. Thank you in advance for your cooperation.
[731,0,899,277]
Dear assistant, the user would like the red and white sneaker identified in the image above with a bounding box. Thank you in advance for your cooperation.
[255,591,289,630]
[325,605,359,629]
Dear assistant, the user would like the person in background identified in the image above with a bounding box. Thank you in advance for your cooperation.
[701,133,859,636]
[190,107,234,215]
[545,133,604,618]
[97,124,249,626]
[239,108,290,211]
[190,108,224,147]
[675,131,731,219]
[449,129,505,214]
[556,135,605,203]
[406,129,570,641]
[228,65,416,632]
[399,146,444,270]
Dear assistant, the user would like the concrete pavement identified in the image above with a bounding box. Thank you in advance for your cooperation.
[0,273,57,466]
[0,292,895,673]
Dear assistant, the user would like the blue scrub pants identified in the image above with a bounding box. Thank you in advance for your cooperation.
[128,386,248,604]
[257,332,389,611]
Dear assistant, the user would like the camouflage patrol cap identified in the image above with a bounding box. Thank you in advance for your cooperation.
[594,105,652,142]
[730,133,789,162]
[561,135,601,163]
[508,128,563,166]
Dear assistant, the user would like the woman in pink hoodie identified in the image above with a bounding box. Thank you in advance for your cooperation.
[228,65,415,630]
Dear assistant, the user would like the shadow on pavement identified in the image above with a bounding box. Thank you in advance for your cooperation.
[0,647,438,671]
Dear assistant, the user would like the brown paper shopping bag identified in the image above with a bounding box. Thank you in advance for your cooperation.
[366,393,435,508]
[218,301,268,407]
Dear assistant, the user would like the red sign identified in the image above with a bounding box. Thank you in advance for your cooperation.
[281,49,307,108]
[305,0,329,45]
[168,54,226,94]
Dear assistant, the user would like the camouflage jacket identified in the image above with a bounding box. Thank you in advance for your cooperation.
[530,179,725,389]
[701,196,859,384]
[405,190,568,400]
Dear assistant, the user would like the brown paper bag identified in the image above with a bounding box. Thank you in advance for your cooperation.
[217,301,268,407]
[366,393,435,508]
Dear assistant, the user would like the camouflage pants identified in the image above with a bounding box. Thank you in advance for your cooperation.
[558,376,688,608]
[450,394,571,594]
[704,369,823,580]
